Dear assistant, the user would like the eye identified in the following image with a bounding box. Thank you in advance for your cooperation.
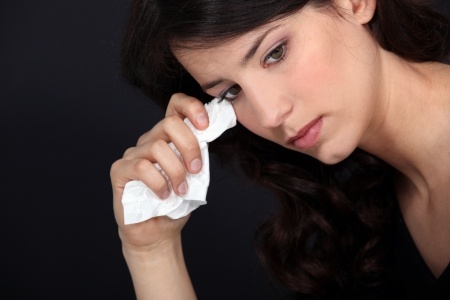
[265,43,287,65]
[219,84,241,102]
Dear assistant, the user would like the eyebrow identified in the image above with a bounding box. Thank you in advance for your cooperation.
[201,78,225,91]
[241,25,281,66]
[201,25,282,91]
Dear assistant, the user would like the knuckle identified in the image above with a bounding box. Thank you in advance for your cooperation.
[122,147,136,159]
[133,159,152,175]
[110,160,122,178]
[183,141,199,154]
[186,99,202,112]
[167,93,203,116]
[170,164,186,181]
[150,139,168,153]
[163,114,182,127]
[152,178,168,194]
[170,92,185,102]
[167,93,183,111]
[136,135,146,145]
[136,129,152,145]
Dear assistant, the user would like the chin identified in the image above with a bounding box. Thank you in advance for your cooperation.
[313,134,361,165]
[315,148,354,165]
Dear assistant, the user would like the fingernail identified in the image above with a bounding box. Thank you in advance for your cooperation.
[162,190,170,199]
[190,158,202,173]
[178,181,188,195]
[196,114,207,126]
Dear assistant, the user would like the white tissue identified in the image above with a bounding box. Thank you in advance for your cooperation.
[122,98,236,225]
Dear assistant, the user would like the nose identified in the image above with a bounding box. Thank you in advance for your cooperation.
[244,83,292,129]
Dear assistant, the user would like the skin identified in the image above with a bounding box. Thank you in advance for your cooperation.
[176,2,382,165]
[111,0,450,298]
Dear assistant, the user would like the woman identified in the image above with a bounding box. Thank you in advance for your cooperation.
[111,0,450,298]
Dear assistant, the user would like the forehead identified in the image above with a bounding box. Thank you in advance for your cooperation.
[173,17,293,76]
[174,40,245,76]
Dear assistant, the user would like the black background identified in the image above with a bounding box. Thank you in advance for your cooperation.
[1,1,448,299]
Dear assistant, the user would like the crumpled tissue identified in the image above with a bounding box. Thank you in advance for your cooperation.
[122,98,236,225]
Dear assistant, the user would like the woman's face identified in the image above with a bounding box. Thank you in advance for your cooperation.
[175,5,382,164]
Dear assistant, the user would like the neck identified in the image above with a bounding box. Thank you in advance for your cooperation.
[359,50,450,200]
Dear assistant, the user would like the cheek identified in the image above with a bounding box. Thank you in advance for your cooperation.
[286,36,341,104]
[290,41,372,121]
[286,59,341,116]
[234,105,259,133]
[292,64,336,92]
[234,104,274,140]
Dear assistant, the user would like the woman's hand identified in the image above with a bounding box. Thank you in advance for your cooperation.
[111,93,208,250]
[110,93,207,299]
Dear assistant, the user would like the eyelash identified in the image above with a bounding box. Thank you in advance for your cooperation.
[219,41,288,103]
[219,84,241,103]
[264,42,288,66]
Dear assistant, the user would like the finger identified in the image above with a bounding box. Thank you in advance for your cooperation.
[136,115,189,145]
[135,116,203,174]
[166,93,209,130]
[123,139,189,195]
[110,158,170,200]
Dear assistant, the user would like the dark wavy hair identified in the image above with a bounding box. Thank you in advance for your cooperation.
[120,0,450,298]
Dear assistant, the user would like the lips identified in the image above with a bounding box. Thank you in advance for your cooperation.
[288,117,323,150]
